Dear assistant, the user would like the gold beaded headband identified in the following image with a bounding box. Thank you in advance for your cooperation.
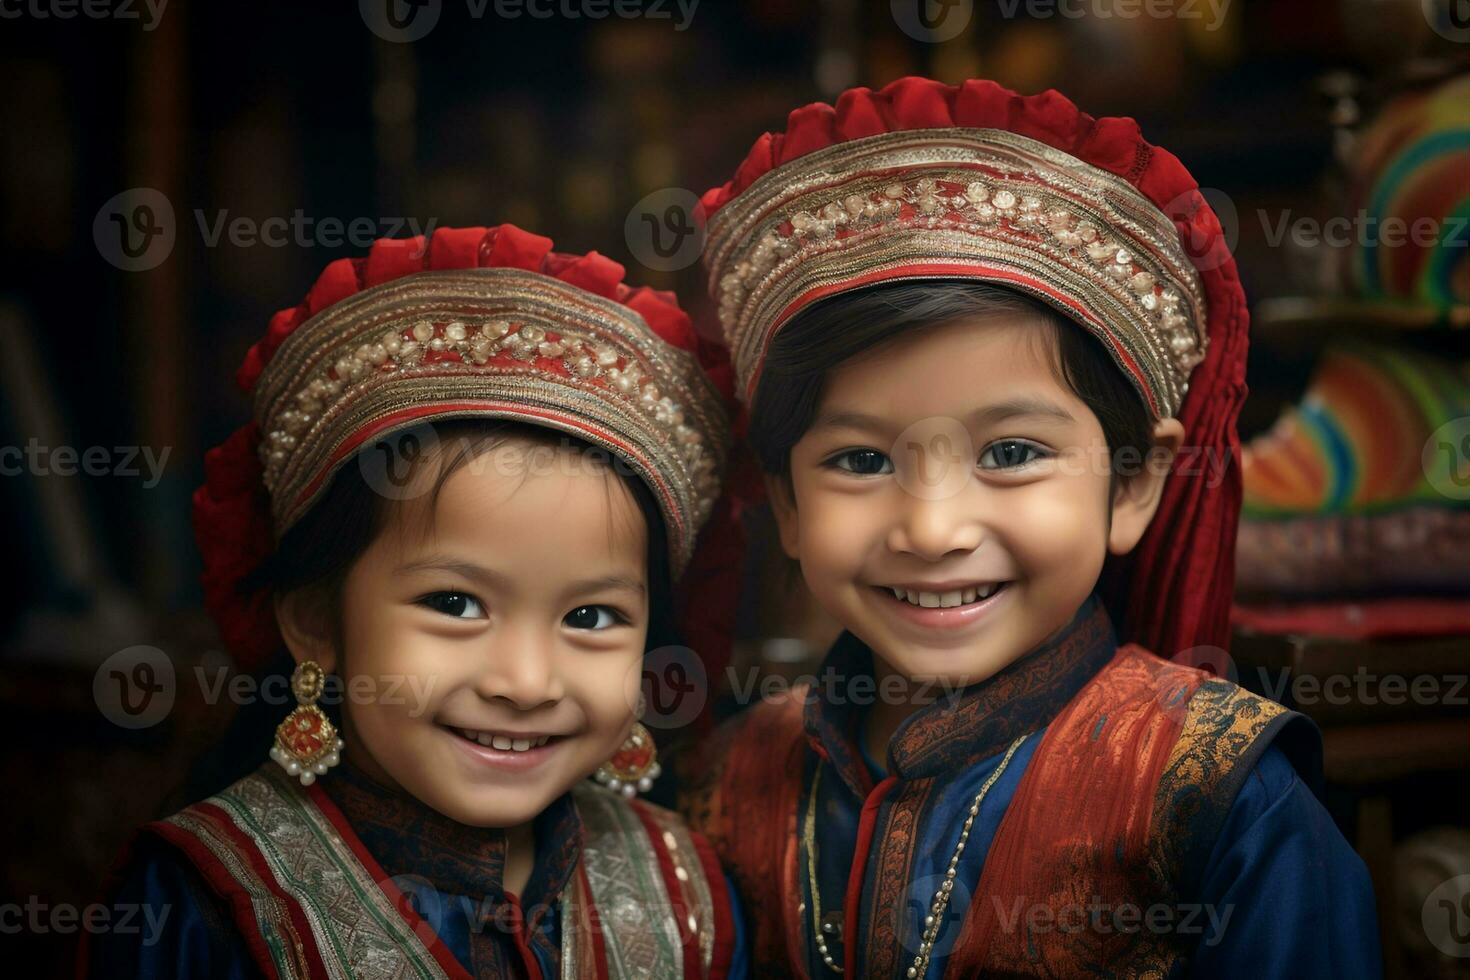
[253,267,729,574]
[704,128,1210,420]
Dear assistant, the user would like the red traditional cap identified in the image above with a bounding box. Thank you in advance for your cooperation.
[194,224,735,670]
[701,77,1249,658]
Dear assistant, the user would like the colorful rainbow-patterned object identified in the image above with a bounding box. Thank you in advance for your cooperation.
[1343,74,1470,310]
[1237,343,1470,596]
[1242,343,1470,517]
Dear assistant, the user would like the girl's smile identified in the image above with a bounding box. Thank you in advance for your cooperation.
[441,723,568,773]
[279,431,654,830]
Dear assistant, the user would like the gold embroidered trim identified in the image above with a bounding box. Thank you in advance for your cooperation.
[254,268,729,572]
[704,127,1208,417]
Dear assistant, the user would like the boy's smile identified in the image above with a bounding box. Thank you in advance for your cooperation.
[770,313,1180,697]
[871,577,1013,630]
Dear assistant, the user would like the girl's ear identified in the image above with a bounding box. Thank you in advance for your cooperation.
[764,472,802,561]
[274,589,339,674]
[1107,417,1185,557]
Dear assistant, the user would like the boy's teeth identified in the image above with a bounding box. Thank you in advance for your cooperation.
[889,584,1004,607]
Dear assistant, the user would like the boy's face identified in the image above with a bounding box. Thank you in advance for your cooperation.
[771,315,1178,689]
[280,439,649,829]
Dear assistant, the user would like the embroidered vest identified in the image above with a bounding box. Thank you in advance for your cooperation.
[146,764,735,979]
[684,645,1315,978]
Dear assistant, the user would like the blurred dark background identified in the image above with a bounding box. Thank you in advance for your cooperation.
[2,1,1469,976]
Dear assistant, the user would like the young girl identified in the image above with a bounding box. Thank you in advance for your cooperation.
[680,78,1380,977]
[83,224,744,978]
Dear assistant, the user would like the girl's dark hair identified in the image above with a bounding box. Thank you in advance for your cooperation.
[175,420,676,807]
[248,418,677,652]
[747,280,1155,498]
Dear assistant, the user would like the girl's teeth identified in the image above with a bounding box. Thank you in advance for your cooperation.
[460,729,555,752]
[962,587,977,603]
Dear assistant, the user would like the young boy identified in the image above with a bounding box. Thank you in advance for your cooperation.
[679,77,1380,978]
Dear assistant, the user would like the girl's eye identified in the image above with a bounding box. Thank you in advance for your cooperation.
[828,449,894,476]
[979,439,1050,470]
[418,592,486,619]
[564,605,626,631]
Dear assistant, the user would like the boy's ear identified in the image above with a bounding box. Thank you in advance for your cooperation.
[763,473,802,561]
[274,590,339,674]
[1107,417,1185,557]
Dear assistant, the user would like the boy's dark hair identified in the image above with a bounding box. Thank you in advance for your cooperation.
[747,280,1156,500]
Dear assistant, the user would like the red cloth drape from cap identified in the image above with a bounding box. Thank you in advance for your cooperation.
[703,77,1250,659]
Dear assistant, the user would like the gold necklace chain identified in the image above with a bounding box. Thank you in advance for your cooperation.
[802,734,1030,979]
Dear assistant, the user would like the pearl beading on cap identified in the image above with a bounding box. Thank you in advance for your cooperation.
[704,127,1211,419]
[716,174,1206,395]
[259,315,719,521]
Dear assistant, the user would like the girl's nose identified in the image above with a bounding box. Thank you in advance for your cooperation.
[473,627,566,709]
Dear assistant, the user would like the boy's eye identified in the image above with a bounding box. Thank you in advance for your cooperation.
[979,439,1049,470]
[418,592,486,619]
[563,605,625,630]
[828,449,894,475]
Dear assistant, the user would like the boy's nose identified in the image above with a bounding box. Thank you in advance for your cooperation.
[887,489,986,561]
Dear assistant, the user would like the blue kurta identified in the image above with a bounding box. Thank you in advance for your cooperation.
[797,730,1381,978]
[687,593,1383,978]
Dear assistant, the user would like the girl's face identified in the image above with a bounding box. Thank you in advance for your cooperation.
[286,439,649,829]
[771,316,1179,689]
